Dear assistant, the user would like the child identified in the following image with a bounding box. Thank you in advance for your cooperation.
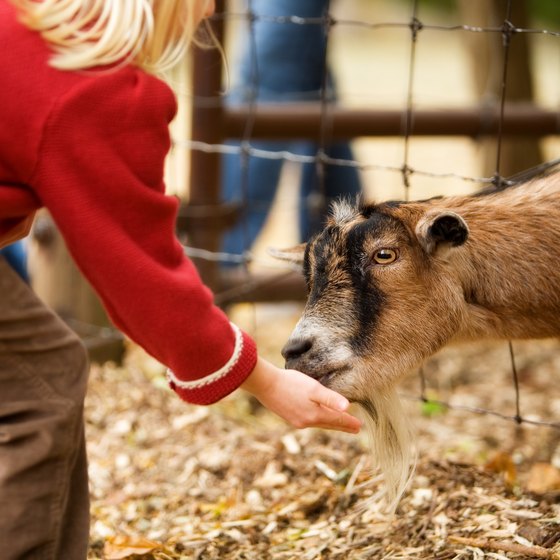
[0,0,361,558]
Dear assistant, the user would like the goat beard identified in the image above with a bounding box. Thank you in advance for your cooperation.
[358,387,417,513]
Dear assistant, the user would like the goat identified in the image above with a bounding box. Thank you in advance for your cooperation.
[272,168,560,510]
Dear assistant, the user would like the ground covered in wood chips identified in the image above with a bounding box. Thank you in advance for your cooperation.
[86,306,560,560]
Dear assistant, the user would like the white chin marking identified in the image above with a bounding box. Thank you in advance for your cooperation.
[326,344,354,364]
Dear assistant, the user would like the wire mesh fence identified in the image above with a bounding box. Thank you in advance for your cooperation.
[176,0,560,436]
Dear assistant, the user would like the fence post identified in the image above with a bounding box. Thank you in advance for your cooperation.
[180,0,228,291]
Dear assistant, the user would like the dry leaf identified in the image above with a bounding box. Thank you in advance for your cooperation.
[104,535,162,559]
[485,451,517,488]
[527,463,560,494]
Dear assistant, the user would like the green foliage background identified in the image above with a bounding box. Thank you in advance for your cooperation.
[405,0,560,25]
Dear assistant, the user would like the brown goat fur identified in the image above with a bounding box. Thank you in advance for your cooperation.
[273,171,560,509]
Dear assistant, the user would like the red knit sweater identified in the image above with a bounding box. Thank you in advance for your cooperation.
[0,1,257,404]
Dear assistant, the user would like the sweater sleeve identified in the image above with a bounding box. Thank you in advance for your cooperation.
[30,67,257,405]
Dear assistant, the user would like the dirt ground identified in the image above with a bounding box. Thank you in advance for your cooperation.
[86,310,560,560]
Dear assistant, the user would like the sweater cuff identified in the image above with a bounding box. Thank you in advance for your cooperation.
[166,323,258,405]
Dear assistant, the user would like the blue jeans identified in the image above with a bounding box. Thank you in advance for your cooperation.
[221,0,362,259]
[0,240,29,282]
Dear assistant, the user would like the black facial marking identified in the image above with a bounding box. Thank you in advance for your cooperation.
[359,204,377,219]
[343,214,390,353]
[304,227,338,304]
[304,207,404,355]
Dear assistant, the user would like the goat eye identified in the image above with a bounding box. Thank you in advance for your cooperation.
[373,248,398,264]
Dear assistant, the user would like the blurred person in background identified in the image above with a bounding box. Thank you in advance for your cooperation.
[221,0,362,263]
[0,1,361,558]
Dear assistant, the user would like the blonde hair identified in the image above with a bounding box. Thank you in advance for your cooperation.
[10,0,212,74]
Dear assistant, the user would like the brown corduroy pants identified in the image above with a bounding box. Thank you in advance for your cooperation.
[0,256,90,559]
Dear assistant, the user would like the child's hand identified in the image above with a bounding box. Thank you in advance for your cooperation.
[241,357,362,434]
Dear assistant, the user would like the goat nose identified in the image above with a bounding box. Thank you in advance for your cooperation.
[281,337,313,362]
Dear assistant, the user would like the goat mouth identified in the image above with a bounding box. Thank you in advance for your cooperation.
[317,365,350,386]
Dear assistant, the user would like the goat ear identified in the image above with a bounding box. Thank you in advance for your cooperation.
[415,211,469,255]
[267,243,306,265]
